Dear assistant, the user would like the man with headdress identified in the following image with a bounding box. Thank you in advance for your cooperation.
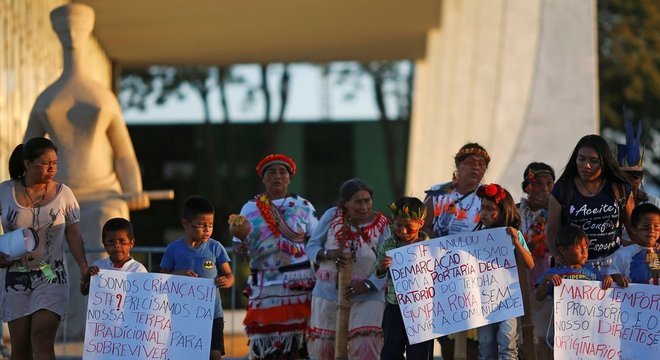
[617,116,660,208]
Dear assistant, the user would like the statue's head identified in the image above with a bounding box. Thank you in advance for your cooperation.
[50,3,95,49]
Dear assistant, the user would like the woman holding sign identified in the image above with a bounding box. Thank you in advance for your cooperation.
[0,137,89,359]
[421,143,490,357]
[546,135,634,272]
[232,154,318,360]
[306,179,390,360]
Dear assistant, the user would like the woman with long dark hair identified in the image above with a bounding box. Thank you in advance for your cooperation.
[0,137,88,359]
[546,134,634,271]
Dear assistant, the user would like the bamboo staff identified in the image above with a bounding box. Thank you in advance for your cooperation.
[335,229,352,360]
[517,252,538,360]
[453,331,468,360]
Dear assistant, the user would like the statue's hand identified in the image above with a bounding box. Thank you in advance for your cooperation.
[125,192,150,210]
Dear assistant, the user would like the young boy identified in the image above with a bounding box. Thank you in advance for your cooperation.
[376,196,434,360]
[160,196,234,360]
[605,203,660,286]
[536,225,609,302]
[81,218,147,295]
[535,225,610,356]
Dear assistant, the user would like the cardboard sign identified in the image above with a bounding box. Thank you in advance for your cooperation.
[554,279,660,359]
[83,270,216,359]
[386,227,524,344]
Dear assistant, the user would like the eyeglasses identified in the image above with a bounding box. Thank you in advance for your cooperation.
[190,223,214,230]
[104,238,132,246]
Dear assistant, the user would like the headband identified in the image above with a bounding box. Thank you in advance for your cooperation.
[476,184,507,204]
[455,147,490,164]
[389,202,427,222]
[256,154,297,177]
[522,166,555,191]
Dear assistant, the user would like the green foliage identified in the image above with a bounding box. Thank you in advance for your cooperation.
[599,0,660,186]
[598,0,659,127]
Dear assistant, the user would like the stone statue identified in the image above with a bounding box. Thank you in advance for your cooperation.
[24,3,149,339]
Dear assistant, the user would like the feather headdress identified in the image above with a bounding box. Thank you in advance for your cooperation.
[616,109,644,172]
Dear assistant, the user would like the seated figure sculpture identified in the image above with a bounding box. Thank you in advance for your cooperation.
[23,3,149,339]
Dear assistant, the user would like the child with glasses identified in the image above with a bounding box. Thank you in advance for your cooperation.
[80,217,147,294]
[160,196,234,360]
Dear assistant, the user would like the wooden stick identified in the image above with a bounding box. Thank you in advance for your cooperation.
[517,252,538,360]
[453,331,468,360]
[121,189,175,200]
[335,237,352,360]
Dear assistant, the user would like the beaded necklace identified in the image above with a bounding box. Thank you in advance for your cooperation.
[21,179,48,231]
[255,193,287,238]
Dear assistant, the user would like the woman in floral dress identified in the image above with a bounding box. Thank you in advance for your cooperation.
[518,162,555,287]
[517,162,555,357]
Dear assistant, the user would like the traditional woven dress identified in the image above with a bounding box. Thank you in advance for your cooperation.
[306,207,390,360]
[236,193,318,359]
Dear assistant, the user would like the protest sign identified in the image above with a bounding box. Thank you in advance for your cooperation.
[554,279,659,360]
[83,270,216,360]
[386,227,524,344]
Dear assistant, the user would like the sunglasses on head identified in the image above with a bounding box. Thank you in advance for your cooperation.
[626,171,643,180]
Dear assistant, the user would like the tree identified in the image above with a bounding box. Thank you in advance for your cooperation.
[598,0,660,186]
[330,61,414,197]
[120,64,294,200]
[122,66,222,200]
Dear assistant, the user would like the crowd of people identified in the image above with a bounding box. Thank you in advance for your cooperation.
[0,132,658,360]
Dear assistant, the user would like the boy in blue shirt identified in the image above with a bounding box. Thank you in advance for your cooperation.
[160,196,234,360]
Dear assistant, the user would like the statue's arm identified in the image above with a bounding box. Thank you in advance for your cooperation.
[24,109,47,141]
[107,111,149,210]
